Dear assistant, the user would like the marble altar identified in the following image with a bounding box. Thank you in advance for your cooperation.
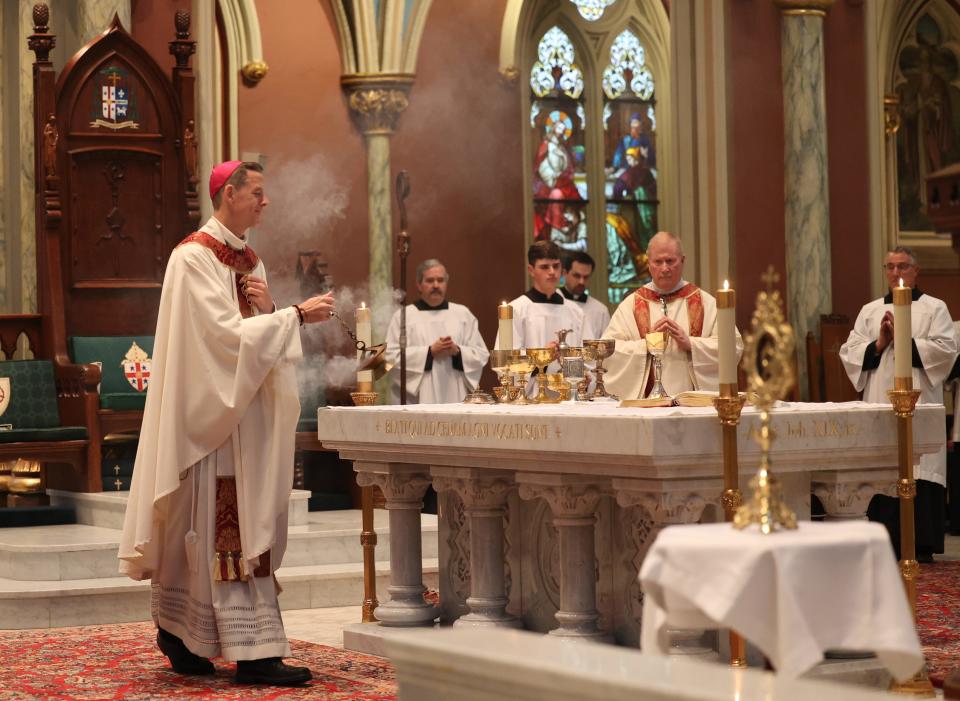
[317,402,944,646]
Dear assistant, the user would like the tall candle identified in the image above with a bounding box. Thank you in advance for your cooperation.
[498,301,513,351]
[356,303,373,387]
[892,279,912,380]
[716,280,737,388]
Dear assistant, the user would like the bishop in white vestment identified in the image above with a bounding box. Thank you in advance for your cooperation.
[839,247,958,559]
[118,162,334,686]
[385,260,488,403]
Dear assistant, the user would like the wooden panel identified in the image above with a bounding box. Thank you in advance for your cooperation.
[64,54,162,137]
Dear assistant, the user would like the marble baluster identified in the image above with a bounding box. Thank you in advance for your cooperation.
[433,469,520,628]
[355,463,438,627]
[778,0,834,399]
[517,476,607,640]
[614,481,716,657]
[811,470,897,521]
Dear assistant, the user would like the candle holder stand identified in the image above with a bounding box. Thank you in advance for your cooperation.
[350,388,379,623]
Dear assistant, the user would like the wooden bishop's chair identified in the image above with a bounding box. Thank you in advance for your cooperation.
[806,313,859,402]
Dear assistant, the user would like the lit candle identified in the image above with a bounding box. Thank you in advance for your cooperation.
[356,303,373,389]
[498,301,513,351]
[892,278,912,381]
[716,280,737,392]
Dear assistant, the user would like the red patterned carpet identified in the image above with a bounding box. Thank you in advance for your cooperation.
[0,621,396,700]
[916,560,960,688]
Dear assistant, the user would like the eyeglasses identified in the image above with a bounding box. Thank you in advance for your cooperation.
[882,263,914,272]
[649,258,681,269]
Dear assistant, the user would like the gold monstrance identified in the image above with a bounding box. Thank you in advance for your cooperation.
[733,267,798,535]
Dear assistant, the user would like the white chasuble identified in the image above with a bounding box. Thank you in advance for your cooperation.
[839,291,958,486]
[385,302,489,404]
[603,282,742,401]
[118,217,303,659]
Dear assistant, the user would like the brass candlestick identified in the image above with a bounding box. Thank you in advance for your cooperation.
[734,267,797,535]
[350,388,379,622]
[888,376,935,697]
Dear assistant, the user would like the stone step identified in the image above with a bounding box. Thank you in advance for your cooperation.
[0,510,438,581]
[0,558,440,630]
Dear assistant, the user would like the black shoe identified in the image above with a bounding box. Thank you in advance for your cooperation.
[235,657,312,686]
[157,628,215,675]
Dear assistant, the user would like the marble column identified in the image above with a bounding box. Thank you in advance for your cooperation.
[614,480,716,656]
[432,468,520,628]
[18,2,36,314]
[778,0,834,399]
[811,470,897,521]
[76,0,130,43]
[517,475,607,641]
[341,75,413,338]
[355,462,438,627]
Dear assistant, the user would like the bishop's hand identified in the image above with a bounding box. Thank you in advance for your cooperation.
[652,316,691,352]
[298,293,335,324]
[241,275,274,314]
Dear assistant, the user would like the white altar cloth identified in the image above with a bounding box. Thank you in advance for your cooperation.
[639,521,923,681]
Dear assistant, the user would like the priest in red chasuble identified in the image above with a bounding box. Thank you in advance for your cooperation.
[602,232,742,400]
[119,161,335,686]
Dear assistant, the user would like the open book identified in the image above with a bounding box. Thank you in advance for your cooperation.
[619,391,753,409]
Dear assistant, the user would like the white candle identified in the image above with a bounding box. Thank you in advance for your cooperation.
[892,279,911,380]
[498,302,513,351]
[716,280,737,388]
[357,303,373,386]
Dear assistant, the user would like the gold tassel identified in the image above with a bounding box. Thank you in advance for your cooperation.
[214,553,223,582]
[226,552,236,581]
[238,554,250,582]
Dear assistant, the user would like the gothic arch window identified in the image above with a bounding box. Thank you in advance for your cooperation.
[521,1,668,307]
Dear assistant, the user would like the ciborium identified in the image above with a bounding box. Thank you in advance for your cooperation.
[559,347,586,402]
[526,347,558,404]
[584,339,617,400]
[508,355,535,405]
[489,349,516,403]
[644,332,668,399]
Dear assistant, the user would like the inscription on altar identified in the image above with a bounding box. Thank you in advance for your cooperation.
[381,418,551,442]
[750,419,860,441]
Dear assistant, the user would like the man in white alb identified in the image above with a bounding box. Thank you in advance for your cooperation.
[560,251,611,340]
[602,231,741,400]
[385,259,489,404]
[839,246,958,561]
[118,161,335,686]
[495,241,584,395]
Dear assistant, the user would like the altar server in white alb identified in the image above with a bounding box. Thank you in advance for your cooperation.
[495,241,584,395]
[118,161,336,687]
[560,251,611,340]
[603,231,741,400]
[385,259,489,404]
[839,246,958,561]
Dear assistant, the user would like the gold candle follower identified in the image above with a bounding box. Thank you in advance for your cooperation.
[891,285,912,306]
[716,287,736,310]
[498,303,513,319]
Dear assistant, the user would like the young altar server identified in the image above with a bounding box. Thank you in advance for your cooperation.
[385,259,489,404]
[119,161,336,686]
[839,246,958,561]
[561,251,611,340]
[602,231,742,400]
[495,241,584,396]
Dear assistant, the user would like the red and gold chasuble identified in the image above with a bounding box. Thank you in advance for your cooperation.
[632,283,705,338]
[177,231,270,581]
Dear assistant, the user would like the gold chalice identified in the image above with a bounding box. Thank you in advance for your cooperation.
[644,331,668,399]
[489,349,516,403]
[583,339,617,400]
[526,347,557,404]
[546,373,570,402]
[508,354,535,405]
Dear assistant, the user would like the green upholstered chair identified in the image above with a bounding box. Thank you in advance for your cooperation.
[69,336,154,411]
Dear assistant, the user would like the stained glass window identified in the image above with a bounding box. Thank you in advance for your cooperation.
[602,29,657,304]
[530,26,588,249]
[569,0,617,22]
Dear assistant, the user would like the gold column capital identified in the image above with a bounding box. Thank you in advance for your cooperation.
[341,73,415,136]
[775,0,834,17]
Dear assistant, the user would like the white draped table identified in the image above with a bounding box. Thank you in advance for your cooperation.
[317,401,944,646]
[639,522,924,681]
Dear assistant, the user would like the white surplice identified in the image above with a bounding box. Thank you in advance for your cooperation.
[494,290,585,396]
[839,292,958,486]
[561,289,611,341]
[119,216,303,660]
[385,302,489,404]
[602,281,742,401]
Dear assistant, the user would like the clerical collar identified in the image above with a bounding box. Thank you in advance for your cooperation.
[646,279,688,296]
[560,287,588,303]
[208,216,247,251]
[414,299,449,311]
[524,288,564,304]
[883,287,923,304]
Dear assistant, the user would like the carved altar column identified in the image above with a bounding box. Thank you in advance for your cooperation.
[517,475,607,640]
[811,470,897,521]
[777,0,834,399]
[354,461,438,627]
[433,468,520,629]
[614,479,716,655]
[342,75,413,320]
